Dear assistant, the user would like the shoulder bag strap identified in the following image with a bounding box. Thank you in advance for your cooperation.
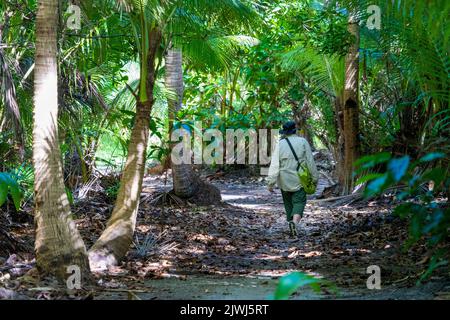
[285,137,301,171]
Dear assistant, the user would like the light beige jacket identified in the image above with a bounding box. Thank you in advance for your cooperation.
[267,135,319,192]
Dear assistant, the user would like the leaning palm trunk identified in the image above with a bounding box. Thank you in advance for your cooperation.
[33,0,89,279]
[88,29,162,270]
[342,14,360,195]
[165,48,221,203]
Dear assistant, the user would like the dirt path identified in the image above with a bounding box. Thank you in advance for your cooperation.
[91,176,449,300]
[2,173,448,300]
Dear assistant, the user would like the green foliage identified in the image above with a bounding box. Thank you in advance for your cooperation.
[356,152,450,281]
[10,164,34,201]
[105,181,121,201]
[270,272,336,300]
[65,187,75,206]
[0,164,34,211]
[0,171,23,211]
[1,1,449,289]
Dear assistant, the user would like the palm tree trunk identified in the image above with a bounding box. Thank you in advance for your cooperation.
[165,48,221,205]
[292,97,314,149]
[33,0,89,279]
[334,96,345,187]
[342,15,360,195]
[165,48,200,197]
[88,28,162,270]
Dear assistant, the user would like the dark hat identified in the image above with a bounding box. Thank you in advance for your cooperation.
[280,121,297,135]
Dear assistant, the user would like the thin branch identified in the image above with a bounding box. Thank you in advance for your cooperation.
[125,82,139,100]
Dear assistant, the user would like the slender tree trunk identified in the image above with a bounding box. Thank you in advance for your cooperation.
[88,28,162,270]
[292,98,314,149]
[165,48,221,203]
[342,15,360,195]
[33,0,90,279]
[334,97,346,187]
[165,48,200,197]
[228,65,240,113]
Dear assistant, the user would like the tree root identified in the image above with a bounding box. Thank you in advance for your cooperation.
[149,180,222,206]
[186,179,222,205]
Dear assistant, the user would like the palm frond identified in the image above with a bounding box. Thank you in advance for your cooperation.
[280,46,344,97]
[0,43,24,151]
[183,34,259,71]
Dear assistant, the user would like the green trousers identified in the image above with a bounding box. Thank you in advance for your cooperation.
[281,189,307,222]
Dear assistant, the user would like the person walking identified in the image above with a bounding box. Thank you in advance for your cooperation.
[267,121,319,238]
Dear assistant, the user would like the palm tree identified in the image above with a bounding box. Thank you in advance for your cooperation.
[33,0,90,279]
[88,17,162,269]
[165,48,202,198]
[165,46,227,202]
[342,12,360,194]
[165,2,257,201]
[336,0,449,193]
[89,0,256,270]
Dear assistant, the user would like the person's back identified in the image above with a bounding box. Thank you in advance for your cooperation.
[267,121,319,238]
[277,135,319,192]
